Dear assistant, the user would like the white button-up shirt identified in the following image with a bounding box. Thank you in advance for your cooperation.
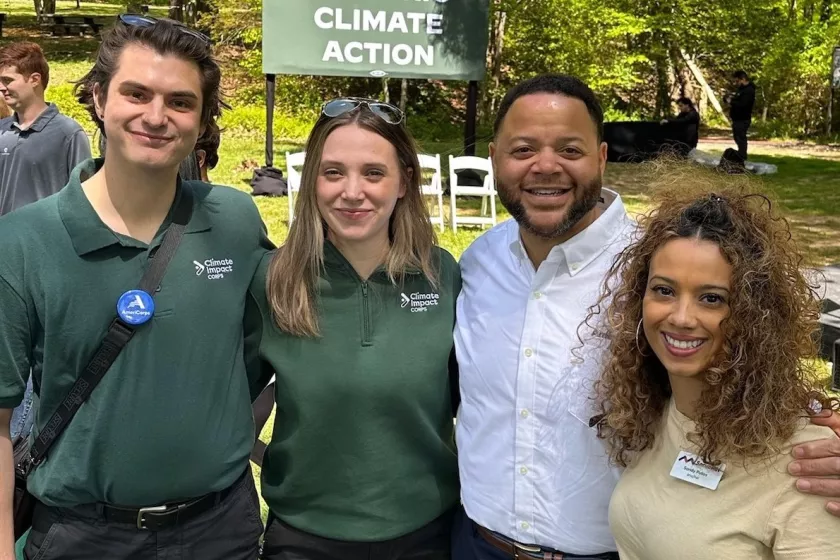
[455,189,634,555]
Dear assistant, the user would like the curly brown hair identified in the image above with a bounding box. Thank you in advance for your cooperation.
[587,161,834,468]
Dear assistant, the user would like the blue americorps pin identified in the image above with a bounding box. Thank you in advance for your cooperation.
[117,289,155,325]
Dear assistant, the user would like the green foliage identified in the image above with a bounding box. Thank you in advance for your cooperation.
[45,83,97,134]
[203,0,840,139]
[219,105,315,140]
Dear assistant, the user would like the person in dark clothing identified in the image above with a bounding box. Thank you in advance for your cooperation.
[660,97,700,154]
[726,70,756,160]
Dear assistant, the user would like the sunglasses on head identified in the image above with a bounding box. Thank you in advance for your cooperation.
[117,13,211,46]
[321,98,404,125]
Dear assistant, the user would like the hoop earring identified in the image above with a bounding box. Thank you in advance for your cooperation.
[635,318,647,355]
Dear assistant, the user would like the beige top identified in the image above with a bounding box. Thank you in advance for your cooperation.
[609,399,839,559]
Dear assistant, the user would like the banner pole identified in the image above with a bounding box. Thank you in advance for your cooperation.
[265,73,276,168]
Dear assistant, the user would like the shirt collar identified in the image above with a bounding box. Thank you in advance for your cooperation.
[508,188,630,276]
[322,239,422,280]
[13,103,58,132]
[59,158,212,256]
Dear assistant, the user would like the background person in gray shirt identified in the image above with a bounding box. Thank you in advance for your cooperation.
[0,41,91,442]
[0,41,91,216]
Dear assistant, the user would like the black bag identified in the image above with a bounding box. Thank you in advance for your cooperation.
[12,190,193,539]
[250,166,287,197]
[718,147,746,174]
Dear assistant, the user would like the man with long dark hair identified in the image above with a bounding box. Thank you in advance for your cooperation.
[0,16,271,558]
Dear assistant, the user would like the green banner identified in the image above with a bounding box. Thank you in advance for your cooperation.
[262,0,490,81]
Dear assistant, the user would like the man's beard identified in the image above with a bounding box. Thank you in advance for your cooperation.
[497,175,603,239]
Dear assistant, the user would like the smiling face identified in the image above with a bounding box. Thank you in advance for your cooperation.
[643,237,732,380]
[490,92,607,241]
[94,43,203,172]
[315,123,407,252]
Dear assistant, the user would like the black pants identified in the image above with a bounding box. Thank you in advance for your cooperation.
[24,471,263,560]
[260,508,455,560]
[732,119,751,160]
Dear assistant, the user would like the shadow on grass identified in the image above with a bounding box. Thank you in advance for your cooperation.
[0,1,170,62]
[603,155,840,266]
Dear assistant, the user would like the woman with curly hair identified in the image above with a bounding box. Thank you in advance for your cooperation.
[589,164,839,559]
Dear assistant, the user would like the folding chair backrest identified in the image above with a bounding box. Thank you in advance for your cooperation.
[417,153,442,196]
[286,151,306,193]
[449,155,494,194]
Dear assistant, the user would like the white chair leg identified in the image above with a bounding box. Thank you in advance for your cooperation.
[491,192,497,226]
[437,193,445,232]
[450,191,458,234]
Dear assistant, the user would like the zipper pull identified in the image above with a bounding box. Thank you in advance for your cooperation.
[361,282,368,296]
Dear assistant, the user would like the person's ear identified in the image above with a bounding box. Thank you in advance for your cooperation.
[598,141,608,176]
[28,72,42,89]
[399,166,412,198]
[93,83,105,121]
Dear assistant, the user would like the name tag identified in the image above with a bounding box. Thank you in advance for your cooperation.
[670,450,725,490]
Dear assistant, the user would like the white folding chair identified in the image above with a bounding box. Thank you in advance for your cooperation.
[285,151,305,224]
[448,155,496,233]
[418,153,444,232]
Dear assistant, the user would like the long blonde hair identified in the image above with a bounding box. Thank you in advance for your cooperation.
[267,107,438,337]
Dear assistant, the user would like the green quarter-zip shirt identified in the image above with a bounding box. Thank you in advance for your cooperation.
[0,158,273,507]
[247,242,461,540]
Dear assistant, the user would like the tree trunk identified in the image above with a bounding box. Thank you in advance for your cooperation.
[489,10,506,117]
[41,0,56,15]
[761,84,770,122]
[821,0,832,21]
[481,2,506,123]
[671,45,695,101]
[827,86,833,136]
[655,61,669,119]
[679,49,728,121]
[399,79,408,114]
[382,78,390,104]
[169,0,185,22]
[803,0,815,21]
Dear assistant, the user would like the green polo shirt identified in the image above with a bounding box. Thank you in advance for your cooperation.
[246,243,461,541]
[0,158,273,507]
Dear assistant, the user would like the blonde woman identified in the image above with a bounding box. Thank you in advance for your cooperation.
[587,165,839,559]
[246,98,460,559]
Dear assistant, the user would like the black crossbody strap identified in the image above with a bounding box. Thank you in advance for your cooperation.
[28,187,194,467]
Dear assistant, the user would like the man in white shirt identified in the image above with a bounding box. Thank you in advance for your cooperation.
[452,74,630,560]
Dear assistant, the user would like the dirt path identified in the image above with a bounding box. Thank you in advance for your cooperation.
[697,136,840,160]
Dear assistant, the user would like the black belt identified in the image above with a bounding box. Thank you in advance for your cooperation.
[50,470,247,532]
[476,523,619,560]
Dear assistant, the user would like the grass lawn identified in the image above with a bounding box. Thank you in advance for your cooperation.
[3,0,838,522]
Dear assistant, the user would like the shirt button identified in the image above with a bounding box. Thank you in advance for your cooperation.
[520,466,528,475]
[521,521,530,530]
[571,263,580,271]
[524,348,533,358]
[520,409,529,419]
[533,291,542,299]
